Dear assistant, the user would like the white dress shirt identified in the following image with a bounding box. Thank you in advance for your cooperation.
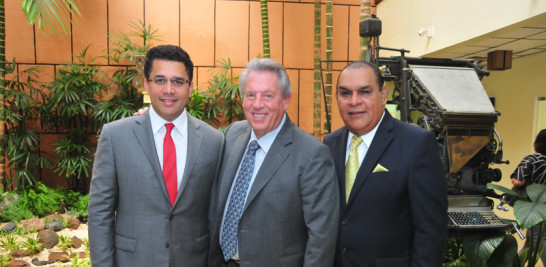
[149,106,189,191]
[345,111,386,167]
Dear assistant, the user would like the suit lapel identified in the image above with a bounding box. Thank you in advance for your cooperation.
[243,117,293,212]
[133,113,170,202]
[176,114,203,205]
[346,111,395,207]
[218,125,252,213]
[333,128,350,209]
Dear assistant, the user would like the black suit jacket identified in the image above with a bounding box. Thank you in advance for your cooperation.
[323,110,447,267]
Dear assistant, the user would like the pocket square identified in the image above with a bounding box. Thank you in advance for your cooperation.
[372,164,389,173]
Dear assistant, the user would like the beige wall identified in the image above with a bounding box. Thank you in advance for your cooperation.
[483,51,546,193]
[377,0,546,57]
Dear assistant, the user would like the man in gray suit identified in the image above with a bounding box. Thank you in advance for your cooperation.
[88,45,223,266]
[209,58,339,267]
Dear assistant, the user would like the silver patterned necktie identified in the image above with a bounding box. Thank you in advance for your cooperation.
[220,140,260,261]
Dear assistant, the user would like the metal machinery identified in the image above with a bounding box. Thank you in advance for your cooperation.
[343,16,520,232]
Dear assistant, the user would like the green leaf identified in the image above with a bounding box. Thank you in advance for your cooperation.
[462,231,505,267]
[514,200,546,229]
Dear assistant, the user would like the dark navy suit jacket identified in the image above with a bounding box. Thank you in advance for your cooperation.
[323,110,447,267]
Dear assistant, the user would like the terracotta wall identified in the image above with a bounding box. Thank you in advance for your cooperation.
[6,0,366,131]
[5,0,365,187]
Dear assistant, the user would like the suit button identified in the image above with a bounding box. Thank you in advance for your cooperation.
[170,215,174,220]
[342,219,348,225]
[342,248,348,254]
[166,244,170,248]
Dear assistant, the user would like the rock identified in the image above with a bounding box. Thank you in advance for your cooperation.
[45,221,64,232]
[21,218,45,231]
[71,236,83,248]
[49,252,70,263]
[65,211,79,217]
[43,214,64,223]
[0,221,17,234]
[37,229,59,249]
[11,249,26,258]
[67,217,81,230]
[8,260,30,267]
[58,202,67,213]
[0,192,19,213]
[31,258,48,266]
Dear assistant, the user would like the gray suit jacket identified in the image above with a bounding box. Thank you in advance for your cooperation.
[209,116,339,267]
[88,111,224,267]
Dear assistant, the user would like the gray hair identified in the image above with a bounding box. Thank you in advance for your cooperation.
[239,58,292,98]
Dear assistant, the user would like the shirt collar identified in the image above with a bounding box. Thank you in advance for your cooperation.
[249,114,287,154]
[149,106,188,135]
[347,110,385,149]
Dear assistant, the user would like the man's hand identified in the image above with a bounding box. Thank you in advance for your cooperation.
[133,107,149,116]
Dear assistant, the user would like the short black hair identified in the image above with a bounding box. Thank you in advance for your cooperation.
[337,60,384,90]
[144,45,193,82]
[535,129,546,154]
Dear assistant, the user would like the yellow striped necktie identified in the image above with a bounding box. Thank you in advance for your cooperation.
[345,136,363,203]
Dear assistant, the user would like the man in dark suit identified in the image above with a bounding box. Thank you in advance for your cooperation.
[209,58,339,267]
[323,61,447,267]
[88,45,223,266]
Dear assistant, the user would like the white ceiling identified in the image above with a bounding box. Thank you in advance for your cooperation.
[427,15,546,67]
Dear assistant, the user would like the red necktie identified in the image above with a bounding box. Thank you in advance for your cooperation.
[163,123,177,206]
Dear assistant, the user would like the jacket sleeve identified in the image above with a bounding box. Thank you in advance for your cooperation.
[300,143,340,267]
[88,123,118,266]
[408,131,448,267]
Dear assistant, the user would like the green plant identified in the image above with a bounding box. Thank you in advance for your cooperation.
[0,59,51,190]
[65,248,91,267]
[109,20,162,64]
[0,254,13,267]
[487,183,546,267]
[0,234,20,254]
[206,58,244,128]
[82,237,89,248]
[57,234,73,251]
[47,46,107,192]
[1,201,34,222]
[21,236,42,256]
[93,68,143,132]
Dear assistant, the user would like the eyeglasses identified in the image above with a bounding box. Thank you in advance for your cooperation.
[149,76,191,87]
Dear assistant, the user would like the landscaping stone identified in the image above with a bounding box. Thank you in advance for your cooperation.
[37,229,59,249]
[21,218,45,231]
[68,217,81,230]
[8,260,30,267]
[11,249,26,258]
[71,236,83,248]
[66,211,79,217]
[49,252,70,263]
[0,221,17,233]
[0,192,19,213]
[31,258,48,266]
[43,214,64,223]
[45,221,64,232]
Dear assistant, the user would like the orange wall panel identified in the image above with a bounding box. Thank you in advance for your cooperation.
[248,2,284,64]
[146,0,181,46]
[348,5,363,61]
[180,0,215,67]
[297,69,315,134]
[283,3,314,69]
[286,69,300,126]
[73,0,108,65]
[216,1,250,68]
[6,0,35,64]
[108,0,145,65]
[35,0,72,65]
[332,5,351,70]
